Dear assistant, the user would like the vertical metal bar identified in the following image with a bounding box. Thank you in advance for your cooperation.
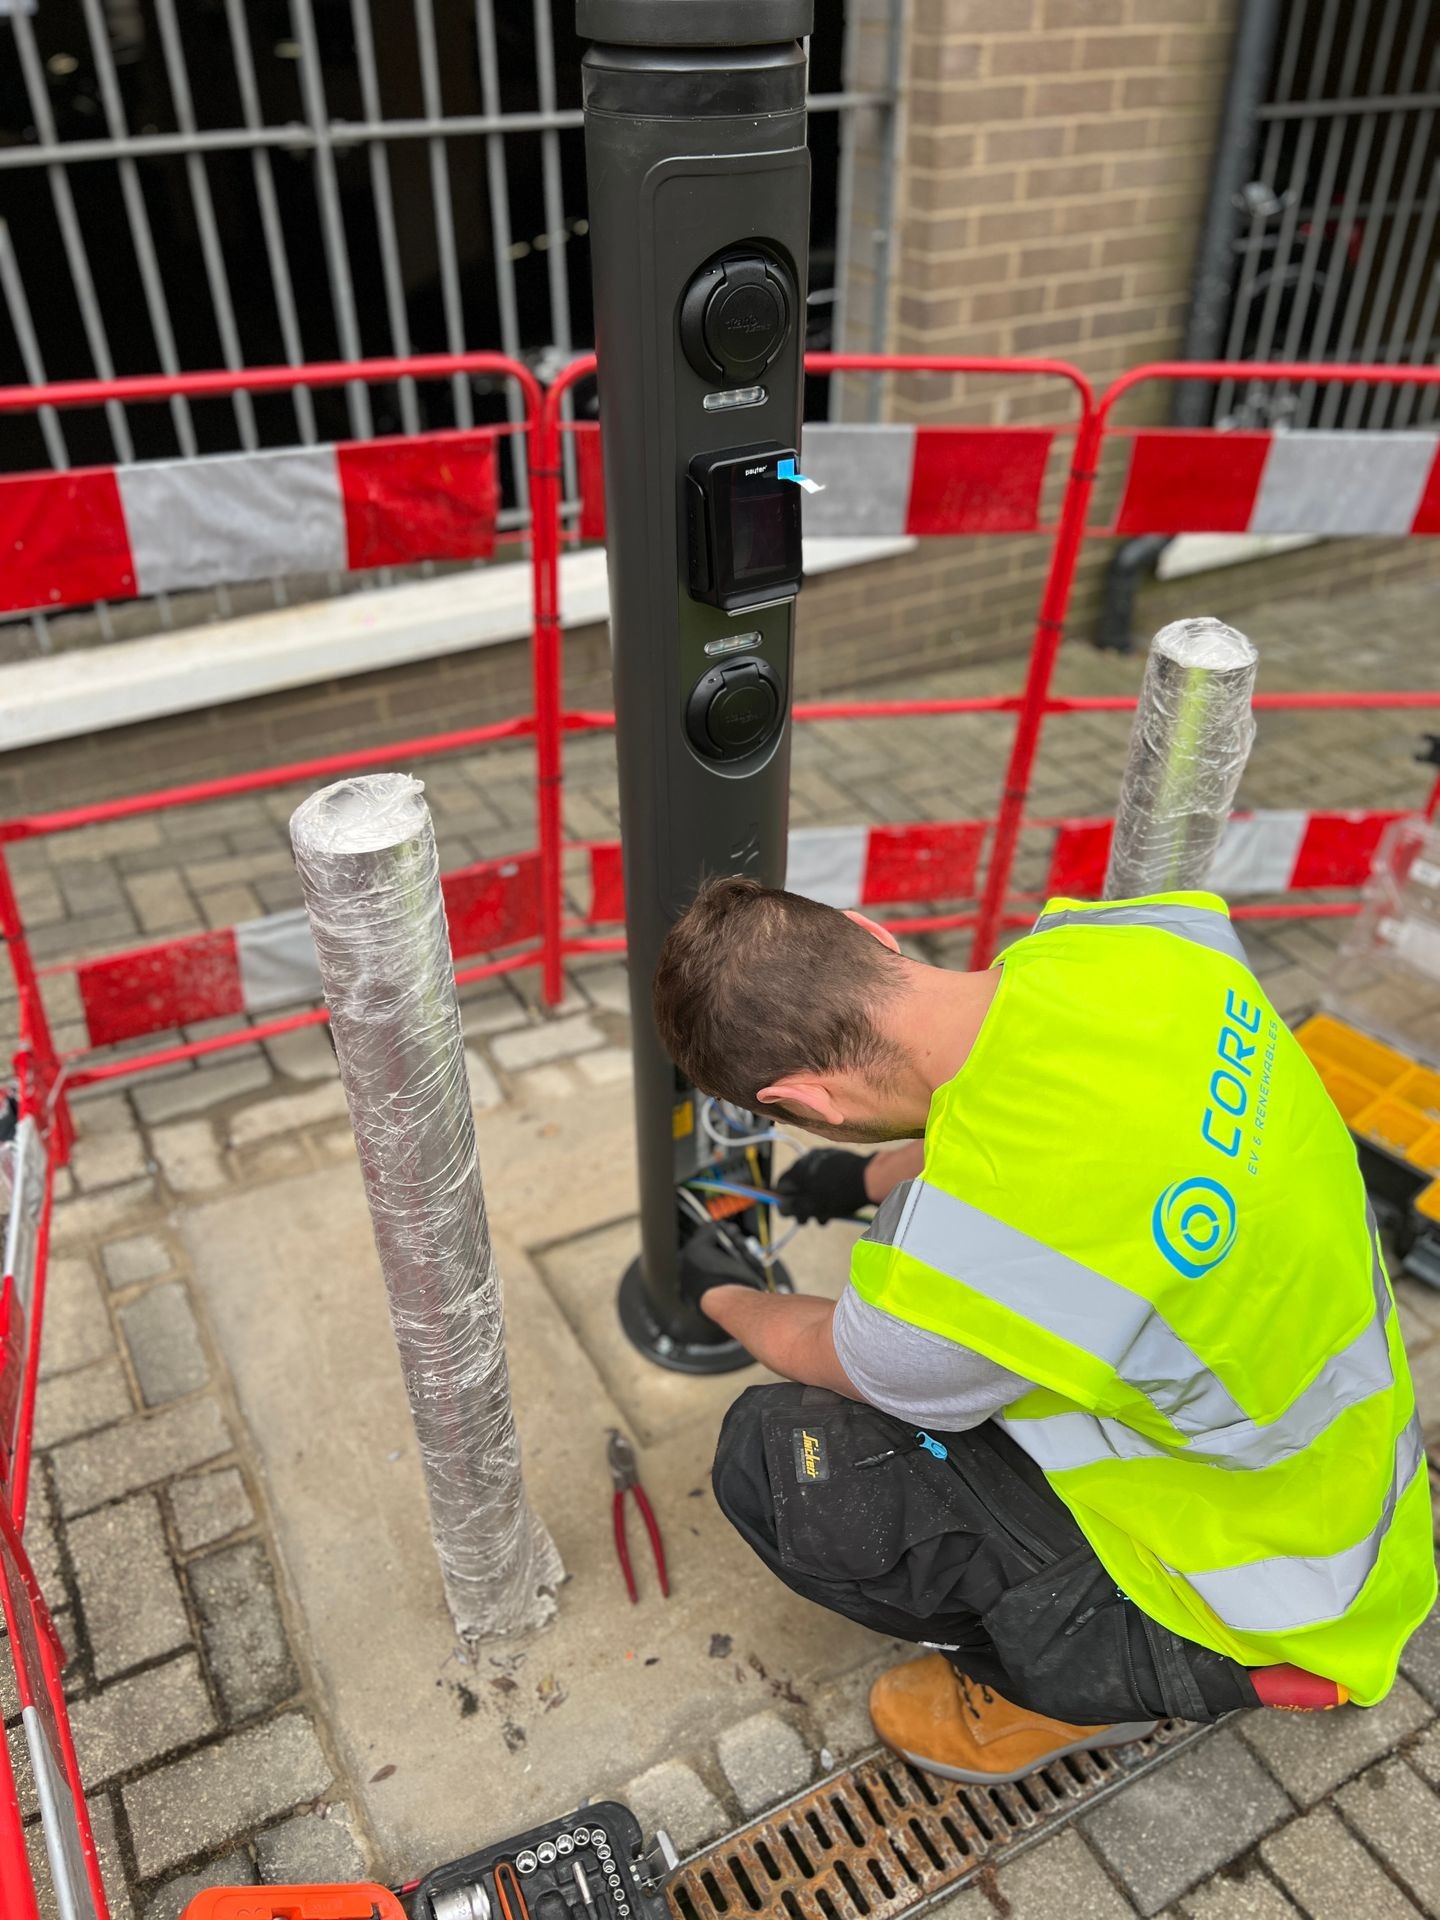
[1395,260,1440,427]
[1322,16,1431,426]
[223,0,317,444]
[151,0,257,449]
[1275,0,1381,421]
[475,0,530,513]
[1235,0,1345,426]
[1,221,65,657]
[348,0,420,435]
[0,223,69,473]
[1215,0,1312,423]
[829,87,859,419]
[6,11,135,463]
[1383,155,1440,427]
[971,403,1104,969]
[413,0,472,427]
[289,0,373,437]
[866,0,905,421]
[77,0,198,458]
[532,0,577,496]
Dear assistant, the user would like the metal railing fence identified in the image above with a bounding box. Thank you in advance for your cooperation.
[0,0,902,657]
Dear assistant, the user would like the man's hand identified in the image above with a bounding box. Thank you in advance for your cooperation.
[775,1148,874,1225]
[698,1284,861,1398]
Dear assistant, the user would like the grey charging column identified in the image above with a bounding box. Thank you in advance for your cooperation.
[579,0,812,1370]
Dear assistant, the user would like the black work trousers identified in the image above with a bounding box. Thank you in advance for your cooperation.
[712,1383,1259,1725]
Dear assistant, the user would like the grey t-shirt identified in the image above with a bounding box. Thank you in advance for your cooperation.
[831,1283,1033,1431]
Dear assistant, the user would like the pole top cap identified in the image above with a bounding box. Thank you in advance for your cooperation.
[577,0,814,46]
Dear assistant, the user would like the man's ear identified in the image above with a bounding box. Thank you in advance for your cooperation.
[843,908,901,954]
[757,1073,847,1128]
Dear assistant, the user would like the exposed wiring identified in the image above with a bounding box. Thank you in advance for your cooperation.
[686,1177,778,1206]
[746,1146,768,1249]
[700,1096,785,1149]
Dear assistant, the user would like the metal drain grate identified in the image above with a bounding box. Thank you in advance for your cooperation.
[669,1723,1205,1920]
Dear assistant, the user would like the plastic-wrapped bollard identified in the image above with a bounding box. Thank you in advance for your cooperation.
[290,773,562,1639]
[1104,617,1259,900]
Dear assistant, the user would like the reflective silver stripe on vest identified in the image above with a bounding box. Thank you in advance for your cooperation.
[1167,1413,1426,1633]
[1031,901,1249,967]
[1002,1227,1395,1474]
[869,1180,1248,1440]
[874,1183,1396,1469]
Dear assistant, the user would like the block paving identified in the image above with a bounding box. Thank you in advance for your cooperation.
[3,577,1440,1915]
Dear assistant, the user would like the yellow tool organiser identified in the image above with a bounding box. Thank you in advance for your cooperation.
[1297,1012,1440,1283]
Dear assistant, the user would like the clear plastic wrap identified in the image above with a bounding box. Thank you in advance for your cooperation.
[290,773,563,1639]
[1325,815,1440,1062]
[1103,616,1259,900]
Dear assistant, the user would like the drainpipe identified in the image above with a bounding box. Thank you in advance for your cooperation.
[1097,0,1286,651]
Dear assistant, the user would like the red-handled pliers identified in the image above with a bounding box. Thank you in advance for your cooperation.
[608,1427,670,1604]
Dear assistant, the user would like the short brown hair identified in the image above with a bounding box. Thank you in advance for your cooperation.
[652,877,906,1111]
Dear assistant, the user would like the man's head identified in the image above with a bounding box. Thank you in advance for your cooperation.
[652,876,920,1142]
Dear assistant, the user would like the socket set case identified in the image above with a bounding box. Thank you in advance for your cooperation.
[409,1801,669,1920]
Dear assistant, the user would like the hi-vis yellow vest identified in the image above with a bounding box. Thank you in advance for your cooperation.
[851,892,1436,1705]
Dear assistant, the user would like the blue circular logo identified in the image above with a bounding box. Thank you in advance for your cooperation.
[1152,1176,1238,1279]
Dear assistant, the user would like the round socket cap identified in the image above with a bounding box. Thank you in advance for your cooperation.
[578,0,812,45]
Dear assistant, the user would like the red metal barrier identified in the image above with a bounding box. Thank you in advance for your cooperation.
[4,349,1440,1919]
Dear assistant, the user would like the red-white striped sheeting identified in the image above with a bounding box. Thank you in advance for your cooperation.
[0,429,501,616]
[574,422,1057,542]
[588,823,988,922]
[1113,429,1440,538]
[1047,809,1407,899]
[78,853,539,1048]
[72,812,1403,1049]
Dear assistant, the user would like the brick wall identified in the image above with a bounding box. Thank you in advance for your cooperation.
[830,0,1440,678]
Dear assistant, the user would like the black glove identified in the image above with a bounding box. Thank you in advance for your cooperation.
[774,1148,874,1225]
[678,1223,769,1310]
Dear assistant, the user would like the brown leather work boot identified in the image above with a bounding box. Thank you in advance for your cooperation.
[869,1653,1160,1784]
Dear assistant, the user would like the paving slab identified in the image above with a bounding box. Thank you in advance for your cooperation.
[181,1137,881,1880]
[1081,1729,1292,1918]
[1335,1761,1440,1913]
[716,1710,814,1816]
[33,1356,134,1448]
[123,1712,331,1878]
[68,1653,216,1785]
[169,1466,254,1551]
[189,1539,299,1719]
[102,1234,176,1290]
[52,1396,231,1515]
[1238,1682,1431,1806]
[1262,1805,1422,1920]
[70,1492,193,1681]
[119,1282,210,1405]
[1180,1871,1300,1918]
[990,1828,1136,1918]
[256,1808,367,1883]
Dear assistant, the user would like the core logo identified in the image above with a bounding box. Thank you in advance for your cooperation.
[1152,1175,1237,1280]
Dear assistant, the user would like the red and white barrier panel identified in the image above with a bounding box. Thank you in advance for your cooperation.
[77,853,539,1048]
[1113,429,1440,537]
[0,428,501,615]
[576,422,1058,542]
[587,821,990,923]
[69,812,1402,1050]
[1047,808,1407,898]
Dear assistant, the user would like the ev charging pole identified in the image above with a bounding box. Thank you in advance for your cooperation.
[578,0,813,1370]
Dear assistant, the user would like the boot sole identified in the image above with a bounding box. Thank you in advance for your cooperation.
[891,1720,1162,1786]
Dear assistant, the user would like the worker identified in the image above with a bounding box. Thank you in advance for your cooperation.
[652,878,1436,1784]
